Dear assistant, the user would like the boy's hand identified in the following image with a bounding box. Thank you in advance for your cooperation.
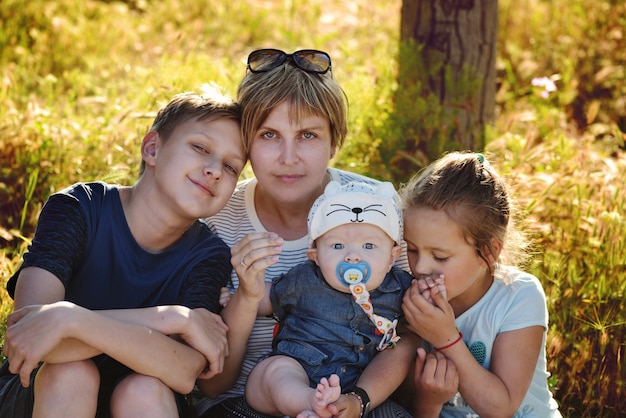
[180,308,229,379]
[4,301,77,387]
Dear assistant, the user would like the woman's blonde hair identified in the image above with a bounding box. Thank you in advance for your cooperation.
[237,63,348,154]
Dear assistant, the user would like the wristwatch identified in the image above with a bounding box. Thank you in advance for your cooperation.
[347,386,371,418]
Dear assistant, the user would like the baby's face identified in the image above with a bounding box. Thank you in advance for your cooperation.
[307,223,401,293]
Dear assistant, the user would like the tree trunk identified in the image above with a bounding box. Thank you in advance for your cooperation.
[400,0,497,151]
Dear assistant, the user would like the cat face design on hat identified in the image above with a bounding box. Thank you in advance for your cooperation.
[307,181,403,248]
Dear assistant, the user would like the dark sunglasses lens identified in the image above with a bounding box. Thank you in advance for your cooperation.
[248,49,286,73]
[292,51,331,73]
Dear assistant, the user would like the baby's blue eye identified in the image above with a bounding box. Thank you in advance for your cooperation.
[363,243,375,249]
[332,243,344,249]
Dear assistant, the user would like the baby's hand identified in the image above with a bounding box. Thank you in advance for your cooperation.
[416,273,446,305]
[219,287,232,307]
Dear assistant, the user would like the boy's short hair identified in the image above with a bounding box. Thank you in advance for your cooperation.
[237,63,348,153]
[139,84,241,175]
[307,181,403,247]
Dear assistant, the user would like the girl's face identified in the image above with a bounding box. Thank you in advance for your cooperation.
[307,223,401,293]
[249,100,335,206]
[403,206,492,314]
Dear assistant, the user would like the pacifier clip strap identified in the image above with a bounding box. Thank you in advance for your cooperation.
[349,283,400,351]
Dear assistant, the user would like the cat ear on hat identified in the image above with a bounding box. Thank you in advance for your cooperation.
[376,182,396,199]
[324,181,342,196]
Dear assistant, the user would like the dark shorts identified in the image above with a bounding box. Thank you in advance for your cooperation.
[0,358,194,418]
[198,395,412,418]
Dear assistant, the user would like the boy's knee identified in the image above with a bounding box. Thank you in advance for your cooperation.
[36,360,100,391]
[32,361,99,417]
[111,374,177,416]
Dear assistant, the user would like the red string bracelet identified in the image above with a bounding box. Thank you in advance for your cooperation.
[435,330,463,351]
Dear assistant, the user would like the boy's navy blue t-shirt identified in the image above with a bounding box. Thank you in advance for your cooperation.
[7,181,230,312]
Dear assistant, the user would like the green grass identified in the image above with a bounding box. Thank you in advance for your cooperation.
[1,0,625,416]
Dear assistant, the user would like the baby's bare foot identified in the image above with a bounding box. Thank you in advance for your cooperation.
[306,374,341,418]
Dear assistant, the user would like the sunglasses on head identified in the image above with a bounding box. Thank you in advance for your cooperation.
[246,49,332,74]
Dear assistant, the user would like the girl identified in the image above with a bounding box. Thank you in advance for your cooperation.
[399,152,562,418]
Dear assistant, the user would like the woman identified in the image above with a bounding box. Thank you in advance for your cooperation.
[194,49,416,418]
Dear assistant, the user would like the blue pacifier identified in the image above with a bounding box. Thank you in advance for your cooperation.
[336,261,371,287]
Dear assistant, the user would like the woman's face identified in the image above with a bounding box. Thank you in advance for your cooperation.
[249,100,334,206]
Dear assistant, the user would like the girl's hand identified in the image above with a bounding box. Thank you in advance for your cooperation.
[230,232,283,302]
[402,279,457,348]
[413,347,458,416]
[416,273,446,305]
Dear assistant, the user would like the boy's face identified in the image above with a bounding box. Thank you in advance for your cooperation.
[307,223,401,293]
[146,117,245,220]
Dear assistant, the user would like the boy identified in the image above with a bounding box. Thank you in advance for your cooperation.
[0,85,246,418]
[243,181,414,418]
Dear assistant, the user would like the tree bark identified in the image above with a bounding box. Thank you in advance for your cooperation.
[400,0,497,151]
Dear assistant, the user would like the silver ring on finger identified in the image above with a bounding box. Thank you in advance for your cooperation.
[240,255,248,269]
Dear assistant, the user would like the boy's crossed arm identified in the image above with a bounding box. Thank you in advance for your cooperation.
[5,267,229,394]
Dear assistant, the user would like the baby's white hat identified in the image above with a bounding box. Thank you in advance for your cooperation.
[307,181,403,247]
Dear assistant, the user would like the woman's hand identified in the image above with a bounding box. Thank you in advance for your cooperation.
[327,392,360,418]
[230,232,283,303]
